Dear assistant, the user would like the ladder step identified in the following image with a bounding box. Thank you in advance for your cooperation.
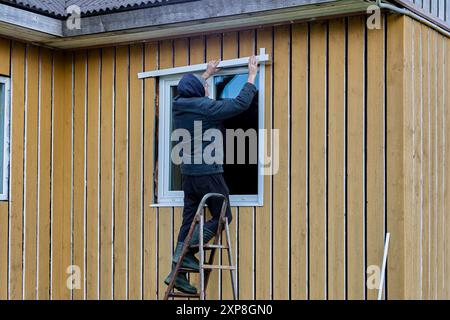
[190,244,228,250]
[202,264,236,270]
[179,267,199,273]
[168,292,201,299]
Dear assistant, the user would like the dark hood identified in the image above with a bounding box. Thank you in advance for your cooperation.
[177,74,205,98]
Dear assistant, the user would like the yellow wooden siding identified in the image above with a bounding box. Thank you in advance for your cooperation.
[327,19,346,300]
[86,49,101,300]
[401,18,450,300]
[0,13,448,300]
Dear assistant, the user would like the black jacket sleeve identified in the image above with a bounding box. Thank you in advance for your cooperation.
[204,83,257,121]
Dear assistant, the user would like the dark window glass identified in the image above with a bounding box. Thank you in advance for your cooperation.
[214,73,259,195]
[170,85,183,191]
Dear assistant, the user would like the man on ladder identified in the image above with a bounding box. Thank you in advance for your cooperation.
[164,56,259,295]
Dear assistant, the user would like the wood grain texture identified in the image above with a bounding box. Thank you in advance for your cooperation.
[366,15,386,300]
[428,29,437,300]
[436,32,444,300]
[128,44,144,300]
[0,38,10,76]
[73,50,87,300]
[237,29,255,300]
[0,37,10,298]
[347,17,365,300]
[290,23,308,300]
[309,22,327,300]
[23,45,39,300]
[86,49,100,300]
[9,42,26,300]
[37,48,52,300]
[327,19,346,300]
[100,48,114,300]
[157,40,173,300]
[114,45,129,300]
[445,36,449,300]
[51,51,72,300]
[255,27,273,300]
[420,23,431,300]
[386,15,405,300]
[143,42,158,300]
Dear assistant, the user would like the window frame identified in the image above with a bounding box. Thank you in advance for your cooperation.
[157,65,266,207]
[0,76,11,201]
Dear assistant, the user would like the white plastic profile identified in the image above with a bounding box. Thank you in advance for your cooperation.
[138,48,270,79]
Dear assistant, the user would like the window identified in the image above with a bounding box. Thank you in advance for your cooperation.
[0,76,10,201]
[157,66,265,207]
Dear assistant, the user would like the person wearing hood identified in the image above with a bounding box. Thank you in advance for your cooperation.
[165,56,259,294]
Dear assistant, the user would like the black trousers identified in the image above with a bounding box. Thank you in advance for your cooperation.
[177,174,232,243]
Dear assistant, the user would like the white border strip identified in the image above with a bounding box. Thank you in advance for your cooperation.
[138,50,270,79]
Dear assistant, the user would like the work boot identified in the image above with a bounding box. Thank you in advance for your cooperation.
[172,242,199,270]
[164,266,197,294]
[189,225,216,254]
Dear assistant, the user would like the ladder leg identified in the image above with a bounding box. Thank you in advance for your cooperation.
[224,217,237,300]
[163,215,200,300]
[199,214,205,300]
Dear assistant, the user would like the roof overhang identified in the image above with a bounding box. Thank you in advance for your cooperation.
[0,0,372,49]
[0,2,62,44]
[0,0,447,50]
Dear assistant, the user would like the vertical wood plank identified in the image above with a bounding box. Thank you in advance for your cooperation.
[291,23,308,300]
[347,17,365,300]
[272,25,290,300]
[436,33,444,300]
[237,29,255,300]
[0,38,10,76]
[255,27,273,300]
[327,19,346,300]
[114,45,129,300]
[309,22,327,300]
[428,30,437,300]
[73,51,87,300]
[9,42,26,300]
[444,36,449,300]
[386,15,406,300]
[366,15,386,300]
[157,40,173,300]
[37,48,52,300]
[143,42,158,300]
[403,17,421,300]
[23,45,39,300]
[86,49,100,300]
[221,32,238,300]
[100,48,114,300]
[52,51,72,300]
[129,44,144,300]
[0,37,10,300]
[421,24,430,300]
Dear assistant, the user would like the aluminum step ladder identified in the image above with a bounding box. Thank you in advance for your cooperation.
[164,193,237,300]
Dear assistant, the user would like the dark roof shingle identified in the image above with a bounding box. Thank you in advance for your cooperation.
[1,0,193,17]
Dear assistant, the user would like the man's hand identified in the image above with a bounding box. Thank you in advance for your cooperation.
[247,55,258,84]
[202,60,221,80]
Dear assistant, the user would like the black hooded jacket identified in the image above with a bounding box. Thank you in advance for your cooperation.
[172,73,257,176]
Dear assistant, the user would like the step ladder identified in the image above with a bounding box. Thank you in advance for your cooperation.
[164,193,237,300]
